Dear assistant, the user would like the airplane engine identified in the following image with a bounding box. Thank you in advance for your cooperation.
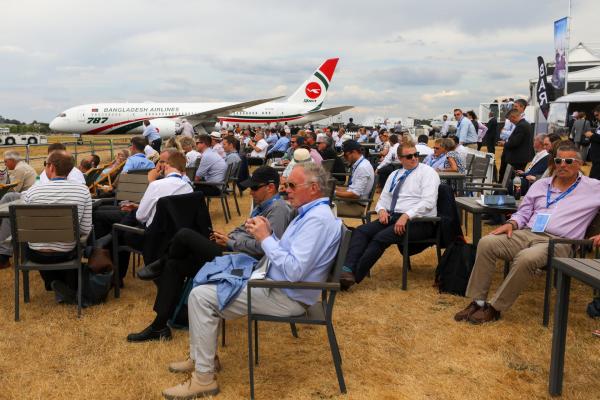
[150,118,181,139]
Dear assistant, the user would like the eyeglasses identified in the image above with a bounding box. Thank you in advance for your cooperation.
[290,141,297,144]
[453,113,461,116]
[554,158,580,165]
[249,184,267,191]
[284,181,313,190]
[399,152,419,160]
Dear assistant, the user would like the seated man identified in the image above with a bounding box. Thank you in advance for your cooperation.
[267,130,290,158]
[23,150,92,292]
[247,131,269,165]
[416,134,434,156]
[98,150,192,281]
[335,140,375,217]
[78,158,92,174]
[376,134,400,188]
[515,133,548,195]
[194,134,228,196]
[4,151,36,192]
[162,163,341,399]
[340,142,440,289]
[422,139,447,169]
[455,142,600,324]
[123,136,155,173]
[127,166,293,342]
[39,143,86,184]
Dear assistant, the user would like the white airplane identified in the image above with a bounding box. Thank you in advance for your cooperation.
[49,58,352,137]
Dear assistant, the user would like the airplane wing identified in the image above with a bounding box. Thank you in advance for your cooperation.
[185,96,285,125]
[307,105,354,118]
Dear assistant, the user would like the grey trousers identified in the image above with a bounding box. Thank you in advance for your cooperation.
[0,192,22,256]
[465,229,570,312]
[188,283,305,374]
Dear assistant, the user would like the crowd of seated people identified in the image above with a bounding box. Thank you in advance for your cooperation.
[6,107,600,399]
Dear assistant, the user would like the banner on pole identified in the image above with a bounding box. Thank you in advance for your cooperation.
[551,17,568,90]
[537,56,550,119]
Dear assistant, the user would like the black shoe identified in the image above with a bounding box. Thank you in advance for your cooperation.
[51,280,77,304]
[137,259,163,281]
[127,325,172,342]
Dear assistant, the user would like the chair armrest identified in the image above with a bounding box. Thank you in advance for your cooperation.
[549,238,594,247]
[112,223,145,235]
[333,196,367,204]
[194,182,223,188]
[93,197,116,207]
[408,216,441,223]
[247,279,340,291]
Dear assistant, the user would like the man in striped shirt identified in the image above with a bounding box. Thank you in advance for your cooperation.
[23,150,92,291]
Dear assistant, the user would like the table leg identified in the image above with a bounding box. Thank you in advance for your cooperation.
[549,270,571,396]
[472,213,482,248]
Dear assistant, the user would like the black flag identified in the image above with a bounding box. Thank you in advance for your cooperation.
[537,56,550,119]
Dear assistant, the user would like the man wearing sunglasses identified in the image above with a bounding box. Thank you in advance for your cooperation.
[456,142,600,324]
[454,108,478,148]
[340,143,440,289]
[128,166,293,343]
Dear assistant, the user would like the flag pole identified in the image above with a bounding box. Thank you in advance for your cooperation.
[564,0,572,96]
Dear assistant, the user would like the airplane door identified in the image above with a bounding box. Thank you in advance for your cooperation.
[78,111,85,123]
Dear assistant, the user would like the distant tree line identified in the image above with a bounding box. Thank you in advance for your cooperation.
[0,115,51,133]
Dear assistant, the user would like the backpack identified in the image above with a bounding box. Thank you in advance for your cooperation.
[434,240,476,296]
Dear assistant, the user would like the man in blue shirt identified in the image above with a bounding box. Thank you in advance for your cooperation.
[143,120,162,152]
[194,134,228,196]
[162,163,342,399]
[267,130,290,157]
[123,136,155,173]
[454,109,478,148]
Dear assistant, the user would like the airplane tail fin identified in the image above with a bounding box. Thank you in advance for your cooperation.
[286,58,339,111]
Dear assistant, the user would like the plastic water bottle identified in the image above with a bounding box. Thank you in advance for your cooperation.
[513,176,522,200]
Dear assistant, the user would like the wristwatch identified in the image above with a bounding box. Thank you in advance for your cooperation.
[508,220,518,230]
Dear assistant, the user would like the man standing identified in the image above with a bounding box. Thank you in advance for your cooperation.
[143,120,162,152]
[123,136,155,173]
[584,105,600,179]
[455,142,600,324]
[340,143,439,289]
[128,166,294,342]
[176,118,195,137]
[194,135,228,195]
[500,109,534,179]
[440,115,450,137]
[3,151,36,192]
[335,140,375,217]
[454,109,478,148]
[484,111,498,155]
[162,164,341,398]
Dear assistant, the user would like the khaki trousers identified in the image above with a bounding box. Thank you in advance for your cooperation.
[465,229,570,312]
[188,283,305,374]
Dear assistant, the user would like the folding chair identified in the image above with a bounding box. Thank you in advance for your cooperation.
[11,204,84,320]
[195,163,235,223]
[247,225,351,399]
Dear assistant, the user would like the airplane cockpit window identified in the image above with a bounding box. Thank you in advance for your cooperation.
[57,113,67,117]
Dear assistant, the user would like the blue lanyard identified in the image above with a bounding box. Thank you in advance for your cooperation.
[546,177,580,208]
[251,194,281,217]
[351,157,365,176]
[50,177,67,181]
[294,199,330,223]
[166,173,183,180]
[389,167,416,192]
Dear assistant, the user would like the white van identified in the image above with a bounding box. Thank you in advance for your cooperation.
[548,90,600,134]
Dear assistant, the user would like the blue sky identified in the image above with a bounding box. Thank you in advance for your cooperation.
[0,0,596,124]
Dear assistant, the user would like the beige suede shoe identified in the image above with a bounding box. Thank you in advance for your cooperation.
[169,356,221,373]
[162,372,219,399]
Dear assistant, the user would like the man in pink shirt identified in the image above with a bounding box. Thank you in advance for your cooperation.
[455,142,600,324]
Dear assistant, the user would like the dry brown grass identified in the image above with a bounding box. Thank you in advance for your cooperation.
[0,145,599,400]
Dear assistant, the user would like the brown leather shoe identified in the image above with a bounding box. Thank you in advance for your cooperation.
[339,271,355,291]
[468,304,501,324]
[454,301,481,322]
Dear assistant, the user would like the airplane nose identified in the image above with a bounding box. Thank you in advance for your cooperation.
[49,118,59,131]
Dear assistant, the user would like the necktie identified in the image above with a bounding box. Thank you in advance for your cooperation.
[389,170,409,213]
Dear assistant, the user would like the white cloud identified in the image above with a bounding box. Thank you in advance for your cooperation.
[421,90,467,103]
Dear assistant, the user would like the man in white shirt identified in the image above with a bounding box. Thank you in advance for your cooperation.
[340,143,440,289]
[38,143,86,185]
[247,131,269,165]
[416,135,434,156]
[181,137,201,168]
[335,140,375,217]
[440,115,450,137]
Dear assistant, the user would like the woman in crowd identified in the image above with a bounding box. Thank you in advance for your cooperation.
[436,138,466,174]
[466,110,488,151]
[98,149,129,178]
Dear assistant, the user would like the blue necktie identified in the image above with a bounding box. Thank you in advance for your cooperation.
[389,171,409,213]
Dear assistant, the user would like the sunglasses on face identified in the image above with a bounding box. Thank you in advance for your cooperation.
[399,152,419,160]
[554,158,580,165]
[249,183,267,191]
[284,181,312,190]
[433,147,441,150]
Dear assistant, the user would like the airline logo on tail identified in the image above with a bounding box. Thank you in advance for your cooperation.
[287,57,339,109]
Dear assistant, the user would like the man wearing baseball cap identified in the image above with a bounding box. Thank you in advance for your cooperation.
[334,140,375,217]
[128,166,293,343]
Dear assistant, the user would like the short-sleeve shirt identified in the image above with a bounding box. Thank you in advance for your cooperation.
[250,139,268,158]
[348,156,375,199]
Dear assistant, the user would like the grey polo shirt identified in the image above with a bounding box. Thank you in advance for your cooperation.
[195,148,227,183]
[226,197,294,259]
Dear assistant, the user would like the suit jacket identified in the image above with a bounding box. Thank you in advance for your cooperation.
[525,154,549,178]
[503,119,534,165]
[484,117,498,145]
[589,126,600,162]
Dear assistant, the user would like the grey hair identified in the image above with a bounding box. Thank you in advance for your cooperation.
[4,151,21,161]
[556,141,583,160]
[292,162,331,196]
[161,147,181,157]
[534,133,547,143]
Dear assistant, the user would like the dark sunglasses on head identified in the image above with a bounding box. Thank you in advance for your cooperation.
[554,157,579,165]
[399,152,419,160]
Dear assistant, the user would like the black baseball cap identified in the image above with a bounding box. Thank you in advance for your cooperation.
[342,140,362,153]
[239,166,280,189]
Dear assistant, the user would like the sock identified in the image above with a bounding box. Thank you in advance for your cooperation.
[475,300,485,307]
